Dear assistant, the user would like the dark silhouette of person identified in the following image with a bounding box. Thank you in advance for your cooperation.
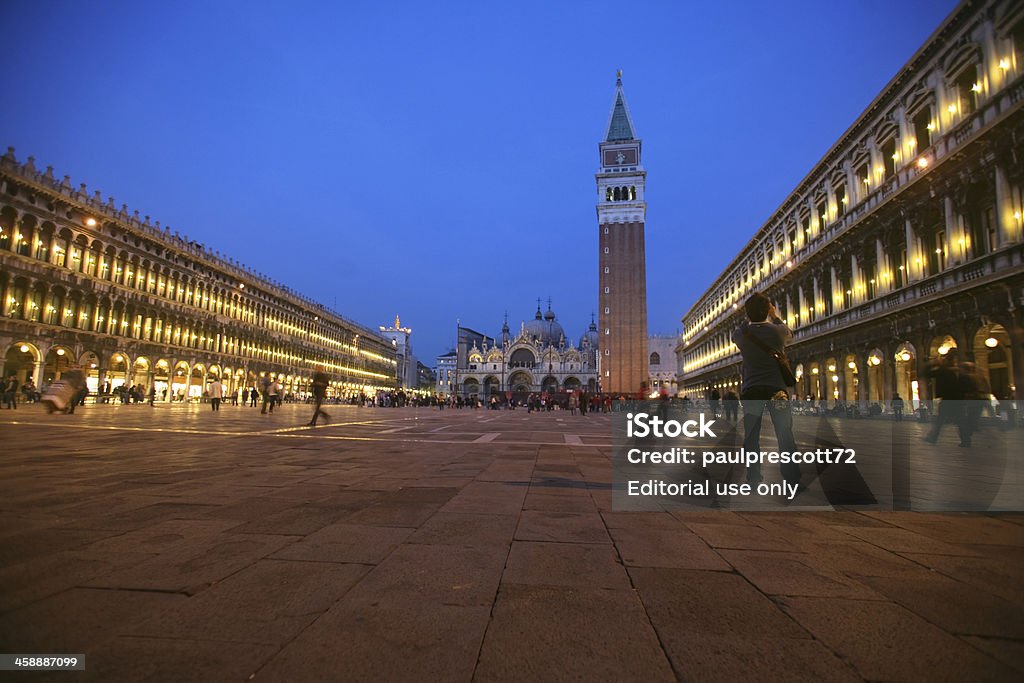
[891,393,904,421]
[924,351,964,445]
[732,293,801,487]
[308,371,331,426]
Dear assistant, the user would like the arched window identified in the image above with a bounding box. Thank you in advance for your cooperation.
[509,348,536,368]
[650,352,661,365]
[613,187,621,201]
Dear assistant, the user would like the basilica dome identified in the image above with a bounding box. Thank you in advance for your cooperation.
[523,304,566,346]
[580,316,599,349]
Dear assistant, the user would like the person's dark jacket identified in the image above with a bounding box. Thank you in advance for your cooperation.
[732,319,793,392]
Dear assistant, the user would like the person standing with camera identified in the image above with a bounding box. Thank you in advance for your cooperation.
[731,292,801,488]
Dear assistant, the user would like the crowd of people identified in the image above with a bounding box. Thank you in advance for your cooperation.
[2,374,39,408]
[3,323,1016,438]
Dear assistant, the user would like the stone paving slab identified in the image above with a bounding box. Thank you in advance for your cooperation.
[686,521,801,552]
[0,549,157,613]
[258,603,492,682]
[779,596,1018,681]
[127,559,369,645]
[502,541,631,589]
[0,404,1022,681]
[962,636,1024,674]
[270,523,414,564]
[899,552,1024,605]
[858,573,1024,639]
[608,525,732,570]
[341,543,506,610]
[629,567,811,640]
[514,510,611,544]
[78,533,295,595]
[475,584,676,682]
[0,587,185,652]
[717,550,886,600]
[652,634,862,683]
[41,637,279,683]
[405,511,518,549]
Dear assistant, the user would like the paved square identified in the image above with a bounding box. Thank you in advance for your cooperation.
[1,403,1022,681]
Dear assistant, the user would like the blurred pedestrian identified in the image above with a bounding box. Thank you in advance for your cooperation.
[924,351,964,445]
[308,370,330,426]
[260,375,273,414]
[209,377,223,411]
[724,390,739,421]
[958,362,988,447]
[709,388,721,418]
[3,374,18,409]
[891,393,904,421]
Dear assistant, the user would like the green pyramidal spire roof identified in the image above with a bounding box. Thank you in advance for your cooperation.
[604,71,637,142]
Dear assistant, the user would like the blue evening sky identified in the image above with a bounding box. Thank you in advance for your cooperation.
[2,0,957,362]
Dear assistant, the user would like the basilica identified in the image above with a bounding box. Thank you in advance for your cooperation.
[454,302,600,400]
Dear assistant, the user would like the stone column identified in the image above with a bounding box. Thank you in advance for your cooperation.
[896,105,911,154]
[857,352,869,411]
[876,238,888,295]
[905,218,918,282]
[812,275,821,320]
[97,366,108,400]
[978,20,999,93]
[943,196,957,269]
[830,266,840,313]
[850,254,861,305]
[1010,313,1024,419]
[915,350,930,404]
[883,344,895,406]
[868,142,881,195]
[31,360,43,391]
[21,285,33,322]
[994,165,1018,246]
[126,354,136,390]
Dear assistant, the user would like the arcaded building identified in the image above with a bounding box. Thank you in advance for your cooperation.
[0,149,397,400]
[679,0,1024,411]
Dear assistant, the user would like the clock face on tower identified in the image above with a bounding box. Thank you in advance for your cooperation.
[603,147,638,167]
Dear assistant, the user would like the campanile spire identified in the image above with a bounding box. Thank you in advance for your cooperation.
[596,72,648,395]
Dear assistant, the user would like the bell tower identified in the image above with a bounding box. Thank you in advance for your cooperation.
[596,70,648,396]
